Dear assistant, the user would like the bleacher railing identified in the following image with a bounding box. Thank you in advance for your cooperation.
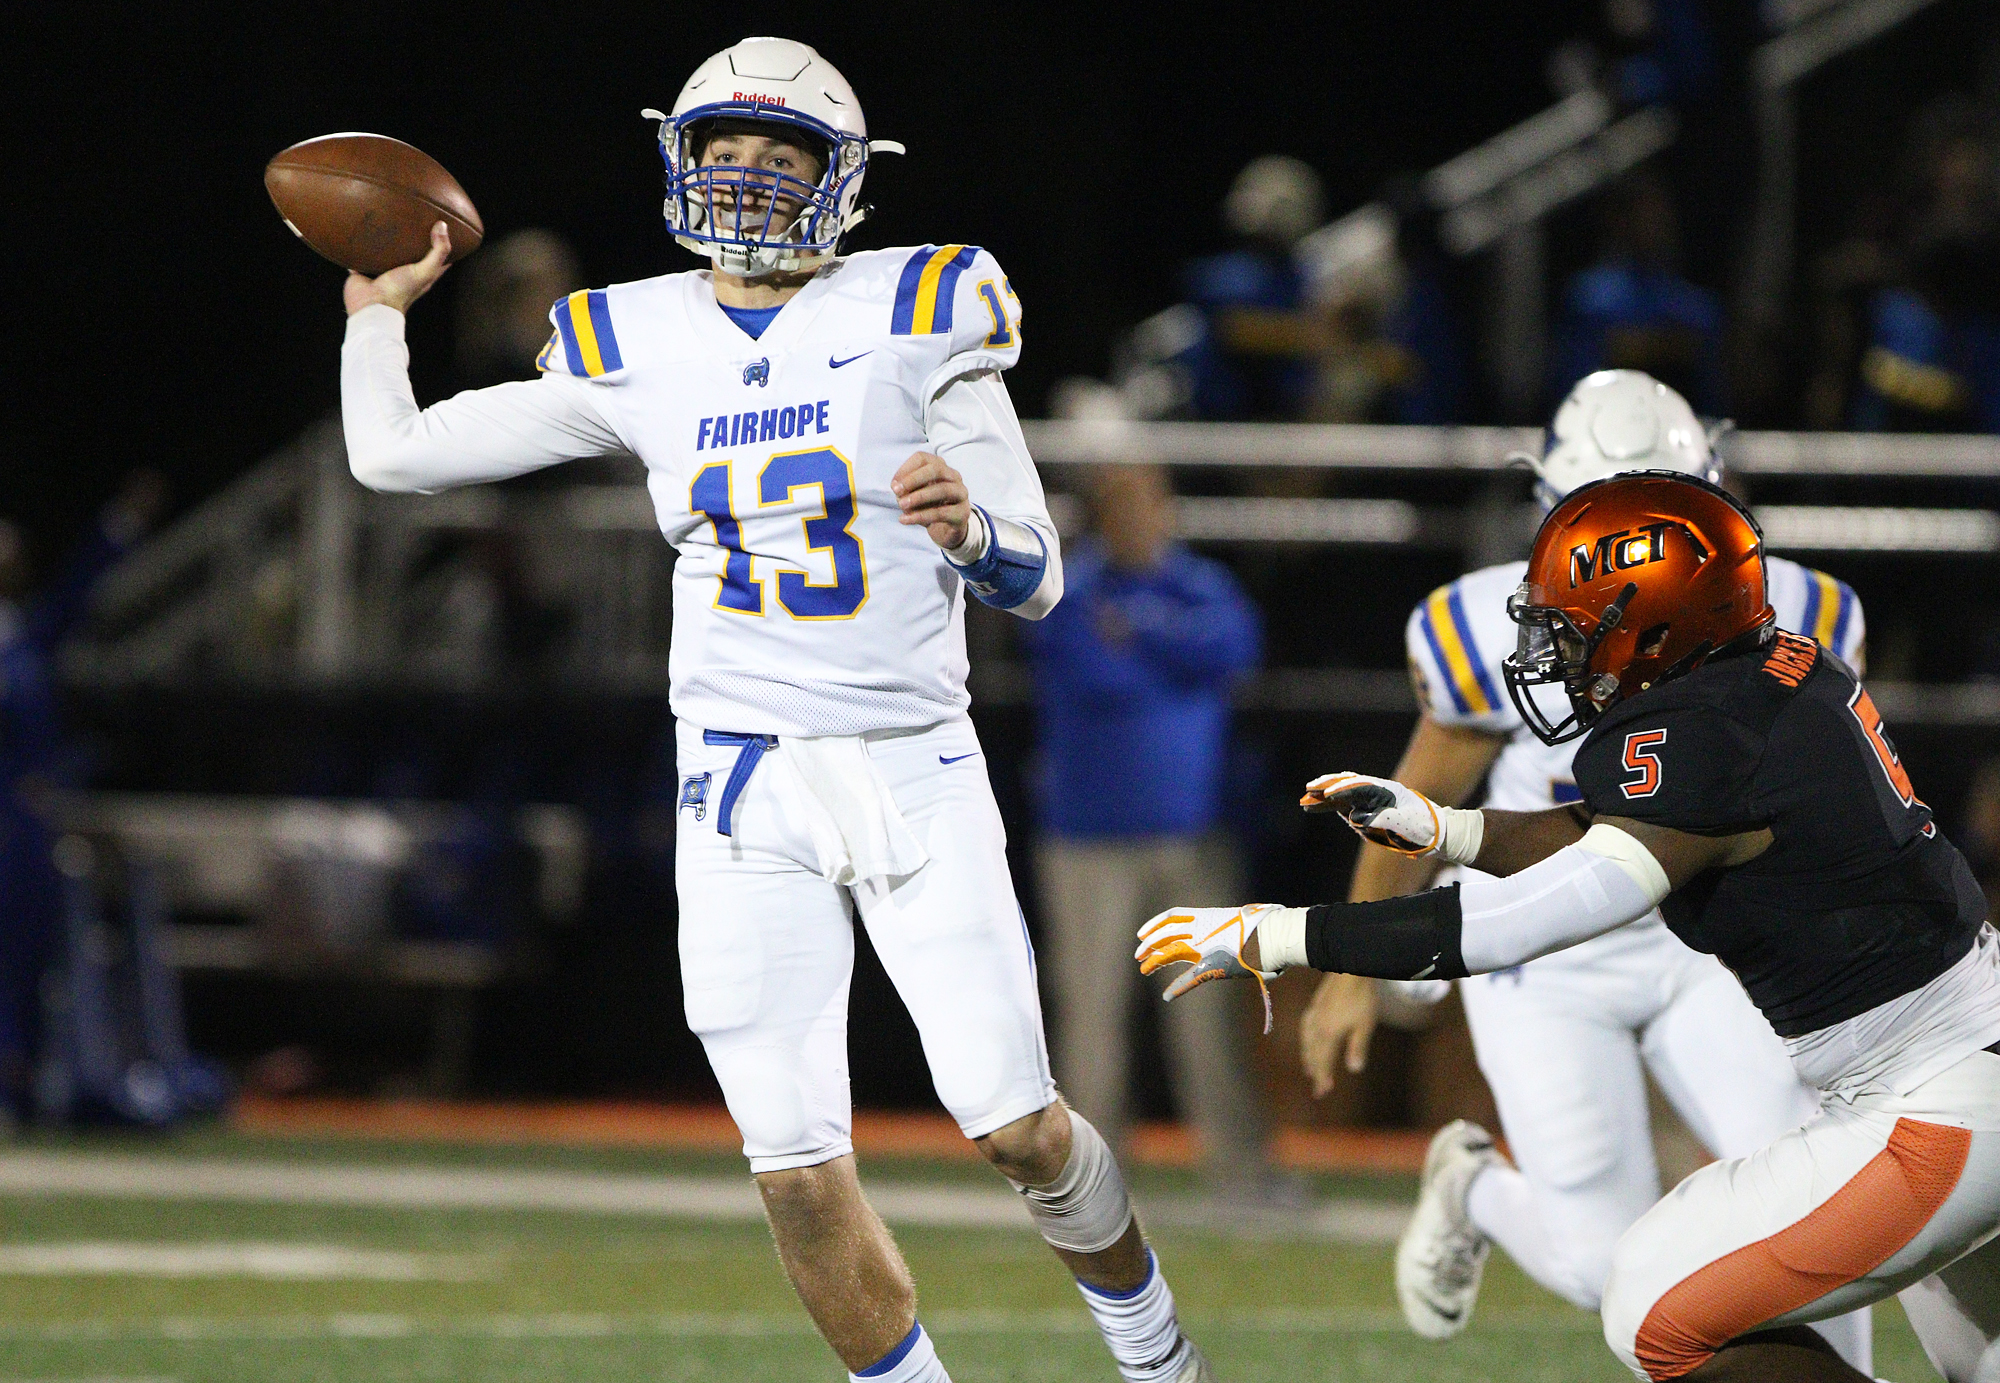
[63,423,2000,726]
[1017,422,2000,477]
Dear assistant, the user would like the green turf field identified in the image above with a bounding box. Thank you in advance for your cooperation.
[0,1129,1938,1382]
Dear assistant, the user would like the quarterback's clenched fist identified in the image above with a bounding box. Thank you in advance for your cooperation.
[1300,772,1483,863]
[1135,905,1286,1030]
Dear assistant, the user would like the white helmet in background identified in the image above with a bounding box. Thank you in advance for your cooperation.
[1530,370,1722,509]
[643,38,904,278]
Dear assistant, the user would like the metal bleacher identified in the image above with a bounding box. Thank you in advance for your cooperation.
[61,421,2000,726]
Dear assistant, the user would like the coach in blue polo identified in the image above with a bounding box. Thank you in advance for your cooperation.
[1024,462,1276,1196]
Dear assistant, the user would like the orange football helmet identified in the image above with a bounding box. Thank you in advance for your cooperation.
[1504,471,1774,744]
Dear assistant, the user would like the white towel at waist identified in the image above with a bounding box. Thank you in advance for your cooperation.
[771,735,931,887]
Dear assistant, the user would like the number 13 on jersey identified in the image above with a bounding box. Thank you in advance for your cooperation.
[690,448,870,620]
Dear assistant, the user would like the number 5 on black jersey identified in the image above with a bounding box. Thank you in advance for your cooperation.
[1620,729,1668,799]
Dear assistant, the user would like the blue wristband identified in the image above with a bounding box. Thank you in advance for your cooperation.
[947,505,1048,610]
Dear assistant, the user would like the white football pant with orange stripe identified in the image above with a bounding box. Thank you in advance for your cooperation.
[1601,1045,2000,1381]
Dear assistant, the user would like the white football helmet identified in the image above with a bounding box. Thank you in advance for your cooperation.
[642,38,904,278]
[1529,370,1722,509]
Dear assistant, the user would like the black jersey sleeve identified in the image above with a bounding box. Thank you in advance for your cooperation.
[1573,705,1768,833]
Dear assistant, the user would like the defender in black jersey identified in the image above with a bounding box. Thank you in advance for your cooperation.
[1573,627,1987,1042]
[1136,474,2000,1383]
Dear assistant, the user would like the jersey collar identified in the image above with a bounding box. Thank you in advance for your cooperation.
[690,261,842,357]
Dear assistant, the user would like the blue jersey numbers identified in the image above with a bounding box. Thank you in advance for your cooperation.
[690,450,868,620]
[691,463,764,615]
[760,449,869,619]
[977,279,1019,349]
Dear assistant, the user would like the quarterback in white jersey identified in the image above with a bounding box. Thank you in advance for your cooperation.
[1295,372,1871,1366]
[338,37,1209,1383]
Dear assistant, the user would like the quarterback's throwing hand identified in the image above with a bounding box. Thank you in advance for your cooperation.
[1136,904,1284,1032]
[344,220,453,317]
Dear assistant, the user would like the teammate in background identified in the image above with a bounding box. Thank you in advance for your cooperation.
[336,37,1210,1383]
[1140,471,2000,1383]
[1292,371,1869,1363]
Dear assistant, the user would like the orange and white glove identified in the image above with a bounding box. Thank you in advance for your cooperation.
[1300,772,1484,864]
[1135,904,1291,1033]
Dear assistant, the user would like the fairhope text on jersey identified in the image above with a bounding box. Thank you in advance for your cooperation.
[697,400,832,450]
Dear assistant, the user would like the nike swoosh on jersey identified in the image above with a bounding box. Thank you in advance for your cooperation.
[938,752,979,765]
[829,352,873,368]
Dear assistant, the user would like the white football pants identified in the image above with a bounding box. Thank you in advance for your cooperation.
[1458,928,1820,1301]
[1601,1045,2000,1381]
[674,716,1056,1173]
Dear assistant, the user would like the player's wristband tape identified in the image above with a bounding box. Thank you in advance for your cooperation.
[1304,885,1467,982]
[946,506,1047,610]
[703,730,778,837]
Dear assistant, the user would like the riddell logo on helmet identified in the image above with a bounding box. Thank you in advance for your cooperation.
[1570,523,1676,586]
[733,91,788,107]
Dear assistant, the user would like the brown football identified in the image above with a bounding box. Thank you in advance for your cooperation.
[264,133,483,276]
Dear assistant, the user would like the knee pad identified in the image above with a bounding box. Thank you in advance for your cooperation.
[1011,1110,1134,1254]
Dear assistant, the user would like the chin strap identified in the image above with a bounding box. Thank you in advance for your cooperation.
[1588,582,1640,656]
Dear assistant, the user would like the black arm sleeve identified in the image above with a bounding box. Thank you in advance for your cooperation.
[1303,884,1466,980]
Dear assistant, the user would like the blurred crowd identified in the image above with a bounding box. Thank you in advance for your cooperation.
[1806,93,2000,432]
[1087,41,2000,433]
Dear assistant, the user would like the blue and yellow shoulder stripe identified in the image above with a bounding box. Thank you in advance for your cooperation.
[539,289,624,378]
[1415,581,1505,718]
[1800,568,1860,659]
[890,244,979,336]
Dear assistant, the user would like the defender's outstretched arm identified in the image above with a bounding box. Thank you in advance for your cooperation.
[1138,792,1769,993]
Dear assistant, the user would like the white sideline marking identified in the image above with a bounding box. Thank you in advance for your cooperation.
[0,1308,1598,1342]
[0,1151,1407,1243]
[0,1242,490,1280]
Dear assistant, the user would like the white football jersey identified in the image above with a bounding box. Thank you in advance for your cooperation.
[344,244,1049,739]
[1406,553,1865,959]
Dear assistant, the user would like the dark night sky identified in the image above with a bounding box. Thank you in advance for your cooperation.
[7,2,1599,554]
[5,2,1990,563]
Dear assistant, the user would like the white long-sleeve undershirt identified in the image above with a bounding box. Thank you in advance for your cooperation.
[341,304,628,492]
[1261,824,1672,976]
[1455,827,1669,972]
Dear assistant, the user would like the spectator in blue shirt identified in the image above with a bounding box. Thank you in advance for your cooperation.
[1552,171,1725,414]
[1024,463,1280,1198]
